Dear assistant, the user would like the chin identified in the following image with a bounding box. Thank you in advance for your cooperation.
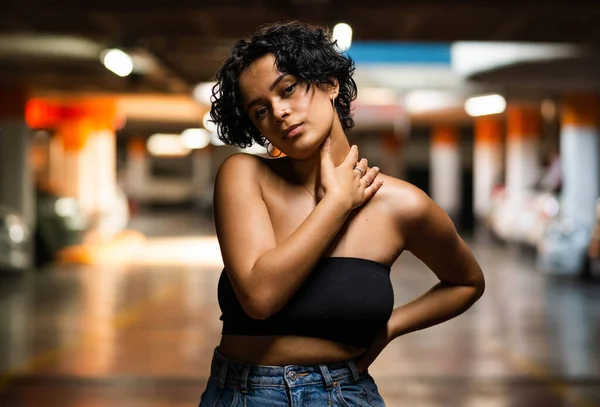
[282,133,324,160]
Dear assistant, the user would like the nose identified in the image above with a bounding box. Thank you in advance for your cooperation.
[272,100,291,122]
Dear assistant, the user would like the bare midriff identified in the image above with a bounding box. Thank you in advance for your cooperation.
[218,335,365,365]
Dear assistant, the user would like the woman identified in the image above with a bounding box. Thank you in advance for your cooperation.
[199,21,485,406]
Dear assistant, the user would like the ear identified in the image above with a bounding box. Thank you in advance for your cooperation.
[327,77,340,100]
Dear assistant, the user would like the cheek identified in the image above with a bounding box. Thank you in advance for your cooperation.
[307,95,334,129]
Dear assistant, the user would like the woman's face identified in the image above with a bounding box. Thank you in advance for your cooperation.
[239,53,338,159]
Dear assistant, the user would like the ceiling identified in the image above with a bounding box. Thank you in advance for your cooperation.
[1,0,600,95]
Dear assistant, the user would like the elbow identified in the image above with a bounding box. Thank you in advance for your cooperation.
[240,290,280,320]
[471,273,486,302]
[243,303,273,320]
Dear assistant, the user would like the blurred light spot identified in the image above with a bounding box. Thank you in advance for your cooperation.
[147,133,190,157]
[203,111,225,146]
[465,94,506,117]
[194,82,218,105]
[543,196,560,218]
[203,111,217,133]
[333,23,353,52]
[404,90,462,113]
[101,48,133,77]
[55,198,78,217]
[63,236,224,267]
[8,224,25,244]
[211,132,225,147]
[358,88,397,106]
[181,128,210,149]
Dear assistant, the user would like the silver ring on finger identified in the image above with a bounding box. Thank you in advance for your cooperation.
[353,166,364,177]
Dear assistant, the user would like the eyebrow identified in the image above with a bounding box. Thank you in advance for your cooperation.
[245,73,289,112]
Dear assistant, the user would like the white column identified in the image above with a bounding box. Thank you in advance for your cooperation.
[430,126,461,219]
[560,95,599,228]
[0,120,34,227]
[505,106,541,205]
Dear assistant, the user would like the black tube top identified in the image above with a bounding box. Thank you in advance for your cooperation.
[217,257,394,348]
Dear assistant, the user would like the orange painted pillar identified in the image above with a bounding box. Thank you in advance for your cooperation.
[473,117,503,219]
[0,88,35,231]
[380,130,404,178]
[560,94,599,227]
[505,105,541,204]
[430,125,461,218]
[125,137,148,203]
[27,98,118,234]
[57,118,96,214]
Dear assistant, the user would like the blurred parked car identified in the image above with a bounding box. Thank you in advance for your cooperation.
[537,217,591,276]
[0,207,30,273]
[488,186,560,247]
[35,187,89,266]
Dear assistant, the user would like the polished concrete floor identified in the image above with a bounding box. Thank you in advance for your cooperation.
[0,209,599,407]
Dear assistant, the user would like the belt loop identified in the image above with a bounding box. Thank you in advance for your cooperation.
[347,359,361,382]
[318,364,334,391]
[218,360,229,389]
[239,364,251,394]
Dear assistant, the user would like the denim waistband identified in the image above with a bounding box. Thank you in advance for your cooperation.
[210,347,363,393]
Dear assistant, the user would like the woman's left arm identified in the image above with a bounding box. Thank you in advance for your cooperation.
[357,185,485,372]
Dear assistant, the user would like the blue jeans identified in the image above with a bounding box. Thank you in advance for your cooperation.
[198,348,386,406]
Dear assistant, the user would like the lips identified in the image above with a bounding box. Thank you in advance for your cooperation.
[283,123,304,139]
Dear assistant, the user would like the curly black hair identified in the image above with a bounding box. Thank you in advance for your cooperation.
[209,21,357,148]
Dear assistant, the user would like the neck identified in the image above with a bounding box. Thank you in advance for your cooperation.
[288,117,350,199]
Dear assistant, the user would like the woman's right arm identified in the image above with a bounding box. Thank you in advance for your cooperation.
[214,140,382,319]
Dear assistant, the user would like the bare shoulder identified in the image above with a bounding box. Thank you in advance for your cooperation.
[376,173,435,225]
[216,152,266,180]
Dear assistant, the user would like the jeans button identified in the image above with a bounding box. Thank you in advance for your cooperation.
[288,371,298,380]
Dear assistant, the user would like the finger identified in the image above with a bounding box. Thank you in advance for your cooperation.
[363,177,384,199]
[360,166,379,186]
[355,158,368,177]
[342,145,359,168]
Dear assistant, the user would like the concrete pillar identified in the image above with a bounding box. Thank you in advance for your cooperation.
[473,117,503,220]
[430,125,461,220]
[505,105,541,205]
[0,89,35,229]
[0,88,34,269]
[560,94,599,228]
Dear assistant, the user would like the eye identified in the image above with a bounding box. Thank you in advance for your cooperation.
[254,107,268,119]
[283,82,297,96]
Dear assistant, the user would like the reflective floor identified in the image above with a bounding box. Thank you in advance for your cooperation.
[1,209,599,407]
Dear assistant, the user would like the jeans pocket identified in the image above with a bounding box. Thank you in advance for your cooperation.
[213,386,242,407]
[335,382,370,407]
[335,377,386,407]
[198,378,242,407]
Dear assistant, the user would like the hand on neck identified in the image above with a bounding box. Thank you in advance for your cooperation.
[289,122,351,198]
